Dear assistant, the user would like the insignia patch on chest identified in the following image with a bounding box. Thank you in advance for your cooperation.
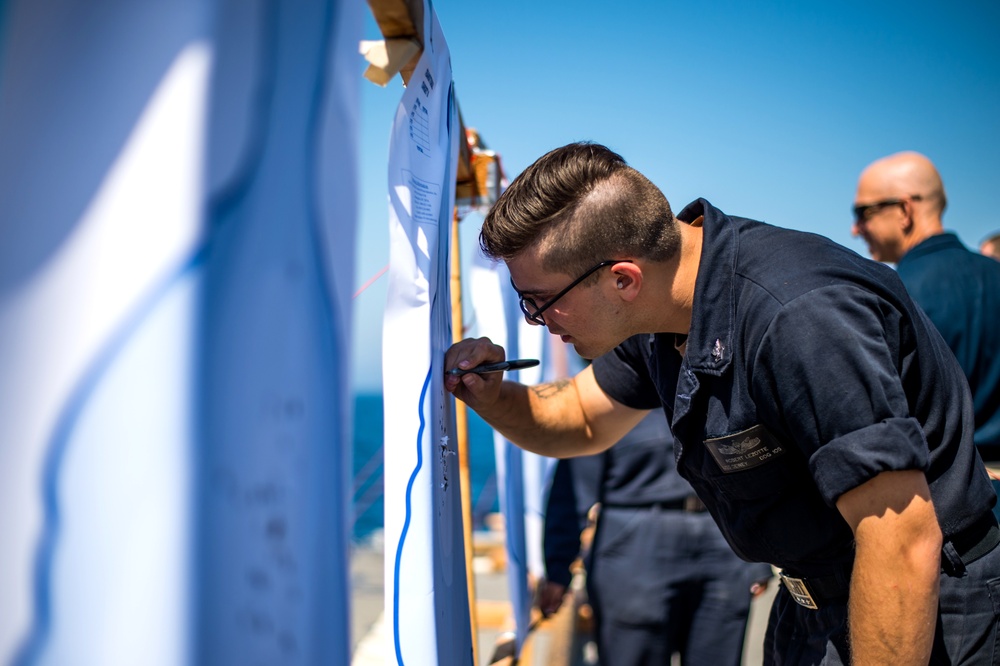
[703,424,786,473]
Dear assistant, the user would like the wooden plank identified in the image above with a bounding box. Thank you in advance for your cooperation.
[366,0,423,84]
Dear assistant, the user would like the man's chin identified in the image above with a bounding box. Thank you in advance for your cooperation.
[569,340,611,361]
[560,331,630,360]
[864,243,893,264]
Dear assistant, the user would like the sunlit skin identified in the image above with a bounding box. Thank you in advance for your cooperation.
[502,217,702,361]
[506,253,633,361]
[981,236,1000,260]
[853,151,947,263]
[836,470,941,664]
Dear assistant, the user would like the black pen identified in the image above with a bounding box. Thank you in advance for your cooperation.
[447,358,540,376]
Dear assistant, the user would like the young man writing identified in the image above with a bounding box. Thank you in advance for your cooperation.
[445,143,999,665]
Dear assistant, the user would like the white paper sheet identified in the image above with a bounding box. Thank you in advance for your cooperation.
[381,2,473,664]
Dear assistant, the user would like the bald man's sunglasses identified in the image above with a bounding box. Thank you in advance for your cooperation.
[853,194,924,223]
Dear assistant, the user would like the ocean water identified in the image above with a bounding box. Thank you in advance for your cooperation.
[351,392,499,541]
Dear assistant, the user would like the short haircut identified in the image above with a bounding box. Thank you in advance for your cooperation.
[480,142,681,277]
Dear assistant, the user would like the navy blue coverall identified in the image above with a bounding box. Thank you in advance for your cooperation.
[592,200,1000,665]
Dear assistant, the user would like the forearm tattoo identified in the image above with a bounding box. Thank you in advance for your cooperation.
[531,379,571,400]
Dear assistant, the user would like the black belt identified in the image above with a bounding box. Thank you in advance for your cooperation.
[781,513,1000,610]
[949,512,1000,566]
[602,495,708,513]
[659,495,708,513]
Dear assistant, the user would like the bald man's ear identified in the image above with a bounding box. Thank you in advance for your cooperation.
[900,200,917,232]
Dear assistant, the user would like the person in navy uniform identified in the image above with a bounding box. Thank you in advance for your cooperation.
[853,152,1000,522]
[445,143,1000,665]
[538,409,772,665]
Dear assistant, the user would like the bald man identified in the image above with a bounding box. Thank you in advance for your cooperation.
[854,152,1000,519]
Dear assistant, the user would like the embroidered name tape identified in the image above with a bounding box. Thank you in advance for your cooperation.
[704,424,786,473]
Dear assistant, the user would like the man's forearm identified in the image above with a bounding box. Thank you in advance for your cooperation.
[473,378,609,458]
[847,542,939,664]
[836,470,942,664]
[446,347,646,458]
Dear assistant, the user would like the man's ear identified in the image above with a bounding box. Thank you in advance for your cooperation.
[900,201,916,233]
[612,261,641,300]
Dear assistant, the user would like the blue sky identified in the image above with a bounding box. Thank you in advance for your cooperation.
[351,0,1000,392]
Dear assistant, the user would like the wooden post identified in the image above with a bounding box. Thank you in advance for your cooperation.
[452,209,480,665]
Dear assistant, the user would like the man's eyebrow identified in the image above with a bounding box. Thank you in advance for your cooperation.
[520,287,555,300]
[510,279,539,297]
[510,275,557,299]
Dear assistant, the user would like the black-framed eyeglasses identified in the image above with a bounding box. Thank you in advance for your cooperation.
[853,194,923,223]
[510,259,633,326]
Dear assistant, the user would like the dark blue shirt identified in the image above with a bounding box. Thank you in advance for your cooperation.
[897,233,1000,459]
[592,199,996,577]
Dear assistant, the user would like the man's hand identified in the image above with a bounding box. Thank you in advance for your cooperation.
[836,469,941,665]
[750,577,771,597]
[444,337,507,411]
[536,579,568,617]
[444,338,647,458]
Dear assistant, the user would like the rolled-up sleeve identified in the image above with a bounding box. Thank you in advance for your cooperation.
[750,285,930,506]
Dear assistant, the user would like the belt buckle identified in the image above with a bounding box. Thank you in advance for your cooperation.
[683,495,705,512]
[779,572,819,610]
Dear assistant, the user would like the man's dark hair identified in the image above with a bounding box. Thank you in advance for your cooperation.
[480,142,680,276]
